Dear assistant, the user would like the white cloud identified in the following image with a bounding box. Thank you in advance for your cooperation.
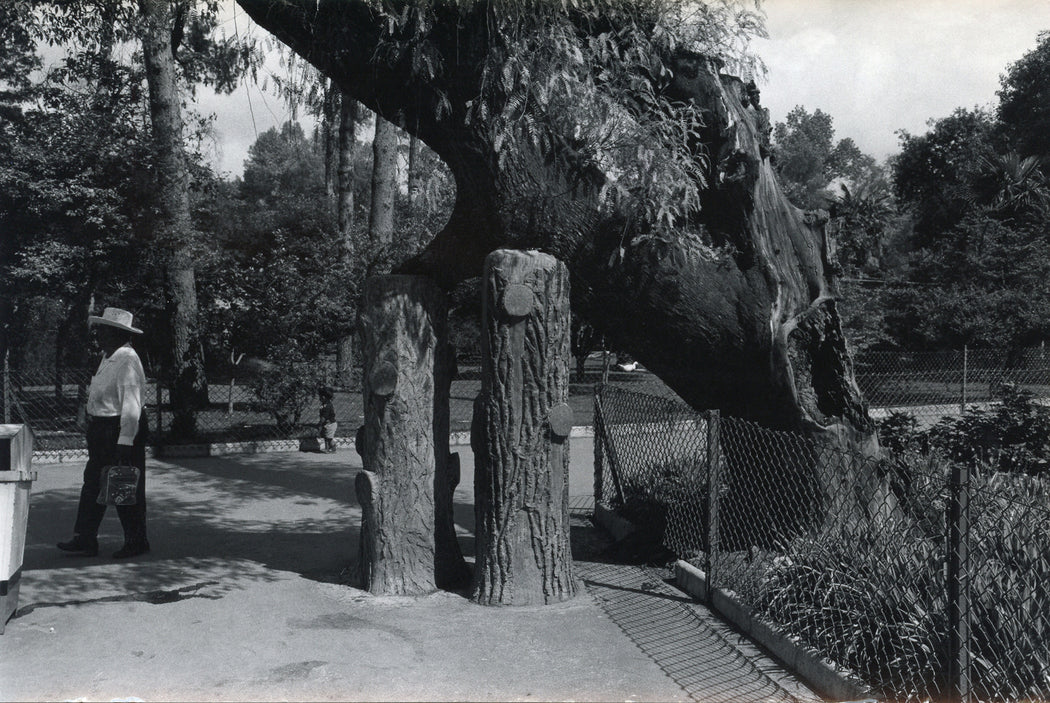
[756,0,1050,160]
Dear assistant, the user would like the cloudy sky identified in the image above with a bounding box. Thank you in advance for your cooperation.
[200,1,1050,176]
[757,0,1050,161]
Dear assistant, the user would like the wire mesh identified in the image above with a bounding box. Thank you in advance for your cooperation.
[595,383,1050,703]
[593,384,708,557]
[856,345,1050,431]
[3,367,361,462]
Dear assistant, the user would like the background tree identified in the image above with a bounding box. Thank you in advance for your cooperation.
[3,0,259,436]
[0,1,156,383]
[893,108,999,246]
[368,115,398,249]
[139,0,210,438]
[772,106,882,211]
[997,30,1050,160]
[888,95,1050,350]
[270,55,363,385]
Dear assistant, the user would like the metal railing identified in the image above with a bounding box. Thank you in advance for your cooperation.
[1,367,361,462]
[594,384,1050,703]
[855,345,1050,429]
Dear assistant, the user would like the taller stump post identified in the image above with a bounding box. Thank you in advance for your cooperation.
[472,250,579,606]
[357,275,468,595]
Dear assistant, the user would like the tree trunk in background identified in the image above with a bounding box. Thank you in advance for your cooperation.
[472,250,578,606]
[337,95,357,243]
[335,91,358,387]
[139,0,207,437]
[322,79,339,202]
[369,114,397,246]
[357,275,467,594]
[407,133,423,216]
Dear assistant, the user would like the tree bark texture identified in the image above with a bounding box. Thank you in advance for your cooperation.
[369,115,398,245]
[322,79,339,203]
[407,134,423,216]
[335,91,358,388]
[140,0,207,436]
[472,250,578,606]
[337,94,358,245]
[357,275,467,594]
[234,2,878,469]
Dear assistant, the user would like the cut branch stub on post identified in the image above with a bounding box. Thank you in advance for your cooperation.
[357,275,468,595]
[473,249,579,606]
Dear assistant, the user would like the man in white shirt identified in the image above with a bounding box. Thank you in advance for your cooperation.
[57,308,151,559]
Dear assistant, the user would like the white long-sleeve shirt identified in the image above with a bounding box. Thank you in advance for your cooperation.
[86,343,145,446]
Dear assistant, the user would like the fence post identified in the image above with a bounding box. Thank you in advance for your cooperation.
[705,409,722,603]
[154,378,163,454]
[960,345,968,415]
[593,385,605,508]
[3,351,9,424]
[947,461,971,703]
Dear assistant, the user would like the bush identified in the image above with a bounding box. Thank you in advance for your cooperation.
[617,457,708,556]
[925,384,1050,474]
[246,358,323,435]
[753,451,1050,701]
[877,411,921,453]
[879,385,1050,475]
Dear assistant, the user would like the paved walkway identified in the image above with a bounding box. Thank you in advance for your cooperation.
[1,443,821,702]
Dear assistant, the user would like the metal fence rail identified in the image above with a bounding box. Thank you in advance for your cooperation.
[2,367,363,462]
[856,345,1050,429]
[594,384,1050,703]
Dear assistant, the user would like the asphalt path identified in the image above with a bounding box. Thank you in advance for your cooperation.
[2,438,819,702]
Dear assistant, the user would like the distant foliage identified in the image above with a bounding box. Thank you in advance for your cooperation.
[245,356,323,434]
[877,385,1050,475]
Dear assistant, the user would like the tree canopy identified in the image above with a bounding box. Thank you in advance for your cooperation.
[998,30,1050,160]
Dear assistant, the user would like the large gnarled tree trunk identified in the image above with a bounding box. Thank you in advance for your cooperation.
[236,1,877,468]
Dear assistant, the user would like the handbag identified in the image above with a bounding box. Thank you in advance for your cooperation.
[97,463,140,506]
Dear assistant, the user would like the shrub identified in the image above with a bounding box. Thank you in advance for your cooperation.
[877,411,922,453]
[617,457,708,556]
[752,451,1050,701]
[924,384,1050,474]
[246,358,322,435]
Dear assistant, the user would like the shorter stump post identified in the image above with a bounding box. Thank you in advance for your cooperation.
[472,249,579,606]
[357,275,466,595]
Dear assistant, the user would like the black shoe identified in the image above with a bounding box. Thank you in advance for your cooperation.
[57,535,99,557]
[112,541,150,559]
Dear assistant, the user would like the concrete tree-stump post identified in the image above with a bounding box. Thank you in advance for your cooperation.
[472,249,579,606]
[357,275,468,595]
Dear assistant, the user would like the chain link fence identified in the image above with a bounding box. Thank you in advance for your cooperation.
[595,384,1050,703]
[856,345,1050,430]
[2,366,365,463]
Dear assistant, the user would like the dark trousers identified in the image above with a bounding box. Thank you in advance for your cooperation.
[73,415,149,543]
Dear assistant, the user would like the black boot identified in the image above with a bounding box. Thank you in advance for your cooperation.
[57,534,99,557]
[112,540,150,559]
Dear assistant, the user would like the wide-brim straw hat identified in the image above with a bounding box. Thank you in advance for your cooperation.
[88,307,143,334]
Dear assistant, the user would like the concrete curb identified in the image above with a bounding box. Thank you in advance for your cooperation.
[592,503,636,542]
[674,560,875,703]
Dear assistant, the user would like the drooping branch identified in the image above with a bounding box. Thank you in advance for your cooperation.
[236,0,877,451]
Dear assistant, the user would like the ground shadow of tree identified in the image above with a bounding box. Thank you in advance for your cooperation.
[19,451,614,616]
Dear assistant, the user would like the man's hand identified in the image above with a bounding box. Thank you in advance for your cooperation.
[115,444,135,464]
